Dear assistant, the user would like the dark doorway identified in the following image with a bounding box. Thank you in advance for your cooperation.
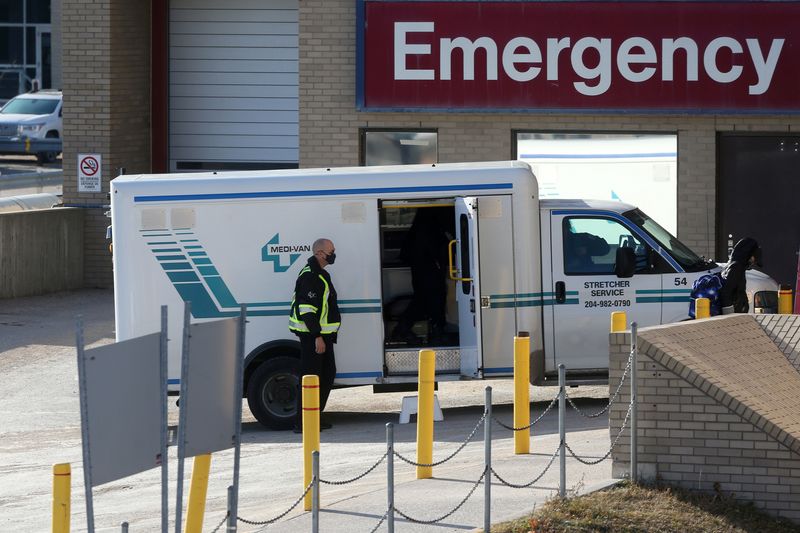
[718,134,800,287]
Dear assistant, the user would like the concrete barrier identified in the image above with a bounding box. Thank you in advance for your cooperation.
[0,208,84,299]
[609,315,800,524]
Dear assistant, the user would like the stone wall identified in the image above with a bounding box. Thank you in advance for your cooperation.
[610,315,800,523]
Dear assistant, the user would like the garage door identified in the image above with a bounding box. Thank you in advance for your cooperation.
[169,0,298,171]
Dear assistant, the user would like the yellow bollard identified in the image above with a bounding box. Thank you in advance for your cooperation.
[416,349,435,479]
[52,463,70,533]
[302,374,320,511]
[610,311,627,333]
[513,332,530,454]
[695,298,710,319]
[779,285,793,314]
[184,454,212,533]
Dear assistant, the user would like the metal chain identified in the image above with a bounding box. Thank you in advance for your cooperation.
[490,443,562,489]
[565,349,634,419]
[209,512,229,533]
[394,469,485,524]
[237,479,314,526]
[564,397,633,466]
[321,451,388,485]
[368,509,389,533]
[493,391,559,431]
[394,413,486,468]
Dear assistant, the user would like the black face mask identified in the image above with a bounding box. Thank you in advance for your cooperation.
[325,252,336,265]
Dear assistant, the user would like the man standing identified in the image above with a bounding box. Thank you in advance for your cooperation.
[289,238,340,432]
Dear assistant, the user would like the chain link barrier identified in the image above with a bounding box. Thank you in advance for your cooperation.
[490,443,562,489]
[236,479,313,526]
[394,469,486,525]
[564,397,633,466]
[492,392,559,431]
[320,451,388,485]
[565,349,634,419]
[394,413,486,468]
[209,512,229,533]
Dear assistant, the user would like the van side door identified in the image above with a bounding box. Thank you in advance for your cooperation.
[453,196,516,378]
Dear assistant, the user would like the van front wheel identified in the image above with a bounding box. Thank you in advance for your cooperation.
[246,356,300,430]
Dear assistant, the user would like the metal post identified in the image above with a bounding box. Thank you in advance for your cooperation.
[484,386,492,533]
[175,302,192,533]
[52,463,71,533]
[230,305,246,529]
[226,485,236,532]
[302,375,321,511]
[558,364,566,498]
[386,423,394,533]
[630,322,639,483]
[159,306,169,533]
[416,349,436,479]
[312,451,320,533]
[513,333,530,454]
[76,316,96,533]
[121,522,129,533]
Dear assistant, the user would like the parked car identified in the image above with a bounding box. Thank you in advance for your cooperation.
[0,90,62,164]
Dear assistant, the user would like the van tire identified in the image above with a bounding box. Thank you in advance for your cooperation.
[36,131,59,164]
[246,356,300,430]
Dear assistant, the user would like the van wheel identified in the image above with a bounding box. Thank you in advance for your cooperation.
[246,356,300,430]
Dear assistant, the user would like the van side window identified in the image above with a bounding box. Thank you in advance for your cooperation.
[563,217,649,276]
[459,214,471,294]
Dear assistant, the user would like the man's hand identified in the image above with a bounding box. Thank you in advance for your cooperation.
[315,336,325,354]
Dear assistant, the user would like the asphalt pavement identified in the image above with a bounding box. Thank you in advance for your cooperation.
[0,289,620,532]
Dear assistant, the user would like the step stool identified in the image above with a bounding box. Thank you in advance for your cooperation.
[399,394,444,424]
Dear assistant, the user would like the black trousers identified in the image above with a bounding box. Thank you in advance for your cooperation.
[295,334,336,427]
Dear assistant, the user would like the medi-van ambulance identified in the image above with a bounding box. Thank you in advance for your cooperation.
[110,161,778,428]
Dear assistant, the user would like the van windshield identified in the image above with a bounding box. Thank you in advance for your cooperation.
[1,98,58,115]
[624,208,713,271]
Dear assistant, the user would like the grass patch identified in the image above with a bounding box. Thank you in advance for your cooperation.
[492,480,800,533]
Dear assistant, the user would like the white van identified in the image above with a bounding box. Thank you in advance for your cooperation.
[110,161,778,428]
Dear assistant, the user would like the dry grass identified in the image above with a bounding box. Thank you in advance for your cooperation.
[492,481,800,533]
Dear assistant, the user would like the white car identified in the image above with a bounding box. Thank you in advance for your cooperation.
[0,90,62,163]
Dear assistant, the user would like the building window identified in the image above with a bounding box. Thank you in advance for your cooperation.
[362,130,437,166]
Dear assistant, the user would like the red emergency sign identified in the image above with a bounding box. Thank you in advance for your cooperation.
[358,1,800,112]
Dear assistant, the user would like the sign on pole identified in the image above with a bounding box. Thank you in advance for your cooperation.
[78,153,102,192]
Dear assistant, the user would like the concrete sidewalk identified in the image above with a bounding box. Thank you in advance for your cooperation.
[0,289,619,532]
[223,402,618,533]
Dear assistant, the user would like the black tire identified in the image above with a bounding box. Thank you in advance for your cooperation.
[246,356,300,430]
[36,131,59,164]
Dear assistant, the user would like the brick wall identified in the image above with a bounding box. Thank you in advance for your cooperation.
[298,0,800,259]
[609,316,800,523]
[61,0,151,288]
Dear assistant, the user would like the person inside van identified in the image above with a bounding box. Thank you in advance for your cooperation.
[719,237,763,314]
[391,208,452,344]
[564,226,610,274]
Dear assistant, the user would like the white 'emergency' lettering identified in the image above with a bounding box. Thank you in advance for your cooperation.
[392,22,785,97]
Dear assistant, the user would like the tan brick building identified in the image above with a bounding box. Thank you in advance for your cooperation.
[62,0,800,287]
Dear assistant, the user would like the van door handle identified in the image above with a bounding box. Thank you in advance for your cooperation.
[555,281,566,304]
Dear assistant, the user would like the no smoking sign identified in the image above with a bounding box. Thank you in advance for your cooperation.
[78,153,102,192]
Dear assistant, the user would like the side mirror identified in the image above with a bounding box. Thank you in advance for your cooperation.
[615,247,636,278]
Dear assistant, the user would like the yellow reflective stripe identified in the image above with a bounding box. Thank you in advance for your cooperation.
[320,325,339,333]
[320,274,330,326]
[299,304,318,314]
[288,316,310,332]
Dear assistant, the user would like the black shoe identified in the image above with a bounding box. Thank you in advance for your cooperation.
[321,421,332,430]
[292,426,302,434]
